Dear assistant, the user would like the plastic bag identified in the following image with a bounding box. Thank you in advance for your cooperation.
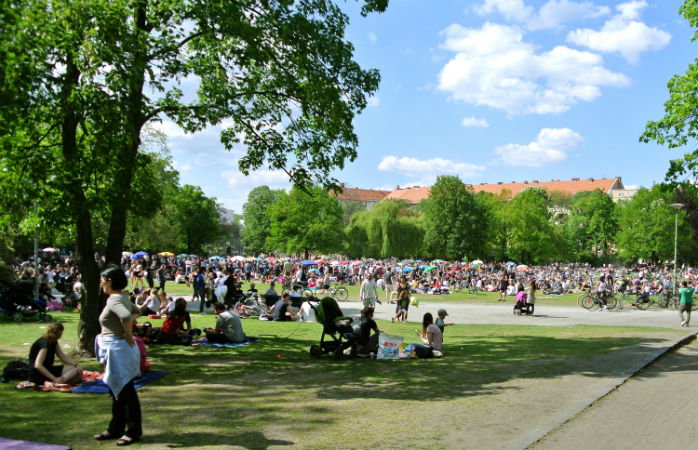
[377,332,404,360]
[410,296,419,307]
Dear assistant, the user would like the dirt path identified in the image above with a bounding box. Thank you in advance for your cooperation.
[530,338,697,450]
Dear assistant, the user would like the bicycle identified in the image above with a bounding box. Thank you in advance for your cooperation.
[581,292,616,311]
[303,284,348,302]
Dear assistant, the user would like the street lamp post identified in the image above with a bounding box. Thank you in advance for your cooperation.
[670,203,685,296]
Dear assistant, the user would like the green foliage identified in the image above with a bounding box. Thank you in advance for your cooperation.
[242,186,284,254]
[170,185,221,255]
[340,200,367,227]
[423,175,488,260]
[616,184,692,263]
[345,200,423,259]
[564,190,618,264]
[266,186,345,257]
[498,187,565,264]
[640,0,698,183]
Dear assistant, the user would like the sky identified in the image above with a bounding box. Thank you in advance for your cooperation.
[155,0,695,214]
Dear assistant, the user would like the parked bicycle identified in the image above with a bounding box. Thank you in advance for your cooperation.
[303,284,349,302]
[580,291,617,311]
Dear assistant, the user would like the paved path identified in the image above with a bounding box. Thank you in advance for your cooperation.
[531,339,698,450]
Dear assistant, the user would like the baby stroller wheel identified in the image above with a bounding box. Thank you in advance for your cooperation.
[309,345,322,358]
[12,312,24,322]
[41,313,53,322]
[333,348,344,360]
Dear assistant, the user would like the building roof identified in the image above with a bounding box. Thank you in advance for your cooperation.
[383,186,432,204]
[378,177,624,204]
[331,186,391,202]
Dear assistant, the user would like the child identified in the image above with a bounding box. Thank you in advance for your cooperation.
[435,308,454,334]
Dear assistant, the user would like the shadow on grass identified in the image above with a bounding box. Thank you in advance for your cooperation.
[0,318,687,449]
[157,431,294,449]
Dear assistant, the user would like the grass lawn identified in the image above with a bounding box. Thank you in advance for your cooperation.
[0,310,682,449]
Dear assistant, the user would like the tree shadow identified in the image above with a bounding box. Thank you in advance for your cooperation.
[160,431,294,449]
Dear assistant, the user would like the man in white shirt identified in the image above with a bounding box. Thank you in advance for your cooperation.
[360,273,379,308]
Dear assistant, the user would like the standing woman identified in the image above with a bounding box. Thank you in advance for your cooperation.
[526,279,537,316]
[93,264,142,446]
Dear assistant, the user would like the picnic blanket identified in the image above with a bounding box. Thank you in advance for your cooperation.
[0,436,70,450]
[71,370,167,394]
[192,336,261,348]
[15,370,102,392]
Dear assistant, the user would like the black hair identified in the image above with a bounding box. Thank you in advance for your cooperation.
[422,312,434,333]
[101,264,128,290]
[360,307,374,317]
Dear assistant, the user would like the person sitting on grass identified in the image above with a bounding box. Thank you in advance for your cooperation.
[139,288,160,316]
[29,321,83,386]
[352,307,380,357]
[416,312,443,353]
[159,298,200,344]
[271,293,298,321]
[203,302,245,343]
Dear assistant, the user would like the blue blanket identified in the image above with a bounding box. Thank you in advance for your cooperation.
[192,336,261,347]
[71,370,168,394]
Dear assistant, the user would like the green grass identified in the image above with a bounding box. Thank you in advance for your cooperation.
[0,310,682,449]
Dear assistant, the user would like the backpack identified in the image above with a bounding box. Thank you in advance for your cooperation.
[2,360,31,382]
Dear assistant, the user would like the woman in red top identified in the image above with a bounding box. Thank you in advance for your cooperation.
[158,298,198,345]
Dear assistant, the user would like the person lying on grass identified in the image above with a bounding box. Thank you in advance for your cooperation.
[29,321,83,386]
[203,302,246,343]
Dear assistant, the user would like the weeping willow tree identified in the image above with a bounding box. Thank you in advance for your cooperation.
[345,200,423,259]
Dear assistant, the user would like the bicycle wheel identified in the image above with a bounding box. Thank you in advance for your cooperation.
[635,296,650,310]
[581,294,595,310]
[617,293,626,310]
[668,296,678,310]
[606,295,617,310]
[577,292,589,307]
[301,289,314,299]
[333,287,348,301]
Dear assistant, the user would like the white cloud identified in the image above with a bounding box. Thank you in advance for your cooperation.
[367,96,380,108]
[475,0,609,30]
[170,161,192,172]
[221,169,291,190]
[368,31,377,43]
[152,120,194,139]
[438,23,629,115]
[566,1,671,63]
[378,155,485,178]
[495,127,584,166]
[528,0,610,30]
[475,0,533,23]
[461,116,490,127]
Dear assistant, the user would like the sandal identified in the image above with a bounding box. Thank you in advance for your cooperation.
[116,436,139,446]
[93,432,114,441]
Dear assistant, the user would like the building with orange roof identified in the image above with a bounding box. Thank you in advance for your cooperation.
[330,184,391,210]
[369,177,632,205]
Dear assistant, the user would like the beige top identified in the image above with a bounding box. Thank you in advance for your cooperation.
[99,292,138,338]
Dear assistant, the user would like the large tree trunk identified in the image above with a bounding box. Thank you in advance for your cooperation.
[60,56,101,356]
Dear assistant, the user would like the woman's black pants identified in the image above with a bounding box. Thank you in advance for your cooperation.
[108,379,142,439]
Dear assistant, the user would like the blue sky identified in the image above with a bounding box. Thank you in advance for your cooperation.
[156,0,695,214]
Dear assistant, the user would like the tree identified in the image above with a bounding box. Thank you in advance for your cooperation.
[423,175,488,260]
[242,186,284,254]
[616,185,692,263]
[345,200,423,259]
[266,187,345,258]
[499,187,564,264]
[0,0,387,354]
[564,190,618,264]
[170,185,221,255]
[640,1,698,183]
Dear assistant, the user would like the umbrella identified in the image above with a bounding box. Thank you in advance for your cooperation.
[158,252,175,257]
[230,255,245,262]
[301,260,317,266]
[516,264,530,272]
[177,254,189,258]
[402,266,414,272]
[122,251,133,257]
[506,261,516,266]
[308,268,318,272]
[433,259,443,263]
[351,261,363,266]
[472,259,484,265]
[424,265,437,272]
[209,256,224,260]
[131,251,148,260]
[42,247,58,252]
